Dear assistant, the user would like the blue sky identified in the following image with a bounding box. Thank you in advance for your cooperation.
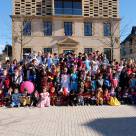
[0,0,136,53]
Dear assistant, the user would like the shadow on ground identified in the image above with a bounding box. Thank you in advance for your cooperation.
[83,117,136,136]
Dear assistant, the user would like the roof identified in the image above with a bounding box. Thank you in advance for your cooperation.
[121,26,136,45]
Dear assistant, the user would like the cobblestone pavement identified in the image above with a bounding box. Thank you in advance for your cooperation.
[0,105,136,136]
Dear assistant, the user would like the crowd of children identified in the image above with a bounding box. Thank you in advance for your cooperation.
[0,50,136,108]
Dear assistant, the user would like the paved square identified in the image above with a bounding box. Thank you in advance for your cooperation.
[0,106,136,136]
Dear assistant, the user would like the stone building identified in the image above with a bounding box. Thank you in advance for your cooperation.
[12,0,120,61]
[121,26,136,60]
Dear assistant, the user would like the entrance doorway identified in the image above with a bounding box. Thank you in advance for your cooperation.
[104,48,111,61]
[23,48,31,60]
[63,50,74,54]
[57,37,79,54]
[23,48,31,55]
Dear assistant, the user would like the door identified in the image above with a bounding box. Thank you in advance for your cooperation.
[84,48,92,54]
[23,48,31,59]
[63,50,74,54]
[104,48,111,61]
[44,48,52,53]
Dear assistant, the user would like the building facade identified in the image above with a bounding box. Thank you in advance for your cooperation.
[121,26,136,60]
[12,0,120,61]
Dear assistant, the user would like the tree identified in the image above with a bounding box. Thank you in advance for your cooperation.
[11,15,33,60]
[95,18,128,61]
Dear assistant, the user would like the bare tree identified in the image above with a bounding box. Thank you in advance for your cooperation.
[95,18,128,61]
[11,15,33,60]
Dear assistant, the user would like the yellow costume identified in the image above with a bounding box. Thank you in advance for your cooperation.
[108,97,120,106]
[20,96,31,106]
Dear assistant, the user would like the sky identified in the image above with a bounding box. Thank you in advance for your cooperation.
[0,0,136,53]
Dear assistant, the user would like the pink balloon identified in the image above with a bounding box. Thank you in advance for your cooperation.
[20,81,35,94]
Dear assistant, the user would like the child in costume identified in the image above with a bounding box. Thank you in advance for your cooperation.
[40,73,48,92]
[96,74,104,88]
[0,89,4,107]
[11,69,23,89]
[70,68,78,93]
[110,87,116,96]
[78,95,84,106]
[37,87,50,108]
[103,89,110,104]
[60,68,70,93]
[77,82,85,106]
[28,59,37,82]
[103,76,111,90]
[108,87,121,106]
[20,89,31,107]
[53,72,61,94]
[90,91,96,105]
[108,96,121,106]
[78,81,85,94]
[84,56,91,71]
[11,88,21,107]
[96,88,103,105]
[91,75,97,92]
[59,87,69,106]
[111,74,119,89]
[0,69,11,95]
[69,90,78,106]
[50,87,57,106]
[5,87,13,107]
[31,90,40,107]
[84,76,91,93]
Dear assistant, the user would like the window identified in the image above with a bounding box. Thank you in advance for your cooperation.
[130,49,133,54]
[104,23,111,36]
[104,48,111,61]
[64,22,72,36]
[129,39,133,45]
[84,22,92,36]
[122,49,126,56]
[23,21,31,36]
[63,0,73,15]
[44,21,52,36]
[84,48,92,54]
[54,0,82,15]
[44,48,52,53]
[55,0,63,14]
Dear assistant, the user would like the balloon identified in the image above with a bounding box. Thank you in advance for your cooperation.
[20,81,35,94]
